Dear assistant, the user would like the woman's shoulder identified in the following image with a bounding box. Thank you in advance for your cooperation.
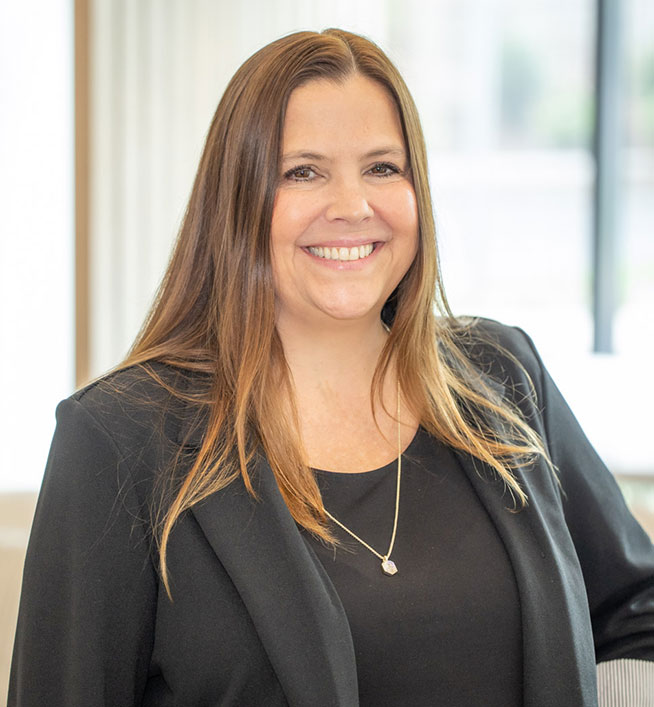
[58,362,210,459]
[72,361,191,409]
[447,316,544,388]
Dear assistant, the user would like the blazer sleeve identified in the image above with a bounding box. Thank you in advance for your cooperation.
[516,330,654,661]
[8,397,158,707]
[510,327,654,703]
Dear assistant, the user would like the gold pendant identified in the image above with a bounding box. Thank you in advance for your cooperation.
[381,558,398,575]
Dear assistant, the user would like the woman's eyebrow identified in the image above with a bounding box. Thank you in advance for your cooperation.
[281,151,326,162]
[281,146,406,162]
[363,146,406,159]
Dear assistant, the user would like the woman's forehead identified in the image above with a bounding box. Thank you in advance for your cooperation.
[281,75,405,156]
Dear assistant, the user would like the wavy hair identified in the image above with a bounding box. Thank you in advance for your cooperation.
[120,29,547,594]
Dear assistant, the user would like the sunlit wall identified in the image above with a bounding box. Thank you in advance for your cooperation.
[0,0,74,491]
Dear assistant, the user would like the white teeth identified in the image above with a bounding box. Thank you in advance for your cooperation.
[308,244,375,261]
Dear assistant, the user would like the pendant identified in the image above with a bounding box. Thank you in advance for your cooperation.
[381,558,398,576]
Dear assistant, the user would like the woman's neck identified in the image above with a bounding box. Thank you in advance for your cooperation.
[275,314,418,472]
[276,314,389,394]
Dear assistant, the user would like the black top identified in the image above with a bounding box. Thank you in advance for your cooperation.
[304,427,523,706]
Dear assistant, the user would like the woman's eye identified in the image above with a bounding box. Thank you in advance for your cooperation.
[283,165,316,182]
[368,162,401,177]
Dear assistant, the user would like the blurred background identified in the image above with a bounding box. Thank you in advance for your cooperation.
[1,0,653,698]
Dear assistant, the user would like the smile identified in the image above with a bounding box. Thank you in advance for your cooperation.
[307,244,375,261]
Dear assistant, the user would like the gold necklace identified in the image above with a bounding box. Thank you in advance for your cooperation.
[323,383,402,576]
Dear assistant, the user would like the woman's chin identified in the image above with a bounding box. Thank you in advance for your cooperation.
[275,288,389,329]
[318,303,385,325]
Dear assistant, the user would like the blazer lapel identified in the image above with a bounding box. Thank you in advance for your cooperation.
[190,457,358,707]
[454,449,598,706]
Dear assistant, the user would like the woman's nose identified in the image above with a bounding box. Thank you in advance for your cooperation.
[324,178,374,224]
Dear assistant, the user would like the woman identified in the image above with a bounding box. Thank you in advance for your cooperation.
[9,29,654,706]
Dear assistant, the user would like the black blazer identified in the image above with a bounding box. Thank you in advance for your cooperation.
[9,321,654,706]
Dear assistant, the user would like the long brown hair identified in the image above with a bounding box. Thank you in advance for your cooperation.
[121,29,546,594]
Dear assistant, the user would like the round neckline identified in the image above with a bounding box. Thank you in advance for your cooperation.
[312,426,422,476]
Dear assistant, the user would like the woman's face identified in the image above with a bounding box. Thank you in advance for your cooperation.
[270,74,419,331]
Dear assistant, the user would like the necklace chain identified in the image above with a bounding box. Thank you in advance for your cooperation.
[322,382,402,576]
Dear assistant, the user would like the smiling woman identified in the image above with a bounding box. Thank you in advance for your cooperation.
[9,28,654,707]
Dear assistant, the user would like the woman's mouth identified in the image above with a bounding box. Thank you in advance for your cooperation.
[306,243,376,261]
